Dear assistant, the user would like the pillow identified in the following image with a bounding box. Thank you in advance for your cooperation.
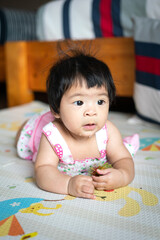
[36,0,146,41]
[120,0,146,36]
[133,16,160,125]
[146,0,160,19]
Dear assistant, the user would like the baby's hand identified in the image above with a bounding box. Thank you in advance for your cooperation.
[68,175,95,199]
[92,168,125,190]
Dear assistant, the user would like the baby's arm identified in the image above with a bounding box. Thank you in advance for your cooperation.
[93,121,135,190]
[35,134,95,199]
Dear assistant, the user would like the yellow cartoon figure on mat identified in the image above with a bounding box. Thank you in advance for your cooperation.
[94,186,158,217]
[21,232,38,240]
[20,203,62,216]
[65,186,158,217]
[0,197,62,237]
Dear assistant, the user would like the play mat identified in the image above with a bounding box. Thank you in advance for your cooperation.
[0,101,160,240]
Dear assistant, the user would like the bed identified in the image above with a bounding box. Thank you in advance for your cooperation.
[1,35,160,239]
[0,0,147,96]
[5,37,135,107]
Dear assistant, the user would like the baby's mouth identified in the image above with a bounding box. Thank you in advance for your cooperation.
[83,123,96,130]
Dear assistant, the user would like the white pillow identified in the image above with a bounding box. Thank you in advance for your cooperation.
[36,0,146,41]
[146,0,160,19]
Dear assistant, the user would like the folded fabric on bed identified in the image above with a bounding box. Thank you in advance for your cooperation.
[0,8,37,44]
[146,0,160,20]
[36,0,146,41]
[133,16,160,125]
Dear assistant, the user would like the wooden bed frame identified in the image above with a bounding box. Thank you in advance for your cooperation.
[4,37,135,107]
[0,45,5,83]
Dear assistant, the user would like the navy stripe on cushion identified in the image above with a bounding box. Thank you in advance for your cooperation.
[92,0,102,37]
[136,71,160,90]
[136,111,160,125]
[135,41,160,59]
[111,0,123,36]
[63,0,71,39]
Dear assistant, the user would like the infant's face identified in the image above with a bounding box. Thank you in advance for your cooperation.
[57,81,109,139]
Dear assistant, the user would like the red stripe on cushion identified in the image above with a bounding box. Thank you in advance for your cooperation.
[100,0,113,37]
[136,56,160,76]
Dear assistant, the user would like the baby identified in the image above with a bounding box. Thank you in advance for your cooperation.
[16,49,139,199]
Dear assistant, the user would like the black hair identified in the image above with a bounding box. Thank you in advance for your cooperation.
[47,49,116,114]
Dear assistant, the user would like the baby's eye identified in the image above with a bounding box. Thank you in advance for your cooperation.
[74,100,83,106]
[97,100,105,105]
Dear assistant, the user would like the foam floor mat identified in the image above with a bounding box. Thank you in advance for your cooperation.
[0,101,160,240]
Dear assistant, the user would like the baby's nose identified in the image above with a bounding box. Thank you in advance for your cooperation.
[84,108,96,117]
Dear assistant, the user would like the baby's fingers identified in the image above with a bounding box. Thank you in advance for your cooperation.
[81,192,96,199]
[78,186,94,199]
[96,168,112,176]
[92,173,111,183]
[92,182,104,191]
[92,174,113,190]
[82,184,94,194]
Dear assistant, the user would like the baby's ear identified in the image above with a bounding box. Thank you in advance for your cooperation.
[54,112,60,119]
[50,108,60,119]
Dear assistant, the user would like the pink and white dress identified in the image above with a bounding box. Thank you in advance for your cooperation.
[17,110,139,176]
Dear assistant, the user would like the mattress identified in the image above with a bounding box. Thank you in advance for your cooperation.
[0,101,160,240]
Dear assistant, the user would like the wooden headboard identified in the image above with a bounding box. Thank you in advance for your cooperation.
[5,37,135,107]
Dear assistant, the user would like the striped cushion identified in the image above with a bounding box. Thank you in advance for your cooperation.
[133,17,160,125]
[0,8,36,44]
[36,0,146,41]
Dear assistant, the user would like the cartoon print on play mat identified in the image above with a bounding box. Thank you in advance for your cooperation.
[65,186,158,217]
[0,122,20,131]
[94,186,158,217]
[20,232,38,239]
[24,108,47,118]
[140,138,160,151]
[0,188,159,237]
[0,108,47,132]
[0,198,62,237]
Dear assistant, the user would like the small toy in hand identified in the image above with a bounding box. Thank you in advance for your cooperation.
[90,162,112,176]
